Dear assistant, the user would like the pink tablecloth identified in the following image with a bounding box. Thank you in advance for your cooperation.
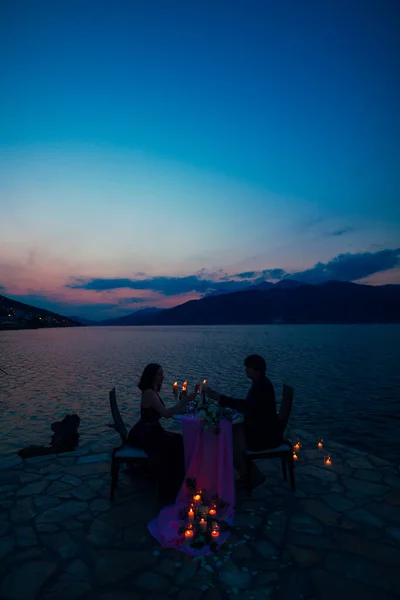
[148,415,235,556]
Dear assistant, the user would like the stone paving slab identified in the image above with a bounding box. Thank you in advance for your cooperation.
[0,428,399,600]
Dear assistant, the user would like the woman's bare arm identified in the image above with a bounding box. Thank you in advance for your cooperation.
[143,390,194,419]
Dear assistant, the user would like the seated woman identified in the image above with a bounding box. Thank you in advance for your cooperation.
[127,363,194,506]
[205,354,283,490]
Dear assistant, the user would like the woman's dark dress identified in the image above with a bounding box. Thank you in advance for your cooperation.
[127,397,185,506]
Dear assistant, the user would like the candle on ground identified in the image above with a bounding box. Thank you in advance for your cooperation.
[294,441,301,452]
[293,452,298,461]
[184,528,194,538]
[317,440,323,450]
[324,455,332,467]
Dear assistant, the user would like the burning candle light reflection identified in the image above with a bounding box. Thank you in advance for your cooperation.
[184,528,194,538]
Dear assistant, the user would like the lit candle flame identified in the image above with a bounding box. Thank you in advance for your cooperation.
[294,441,301,452]
[184,528,194,538]
[209,508,216,516]
[324,455,332,467]
[317,439,323,449]
[211,529,220,538]
[293,452,298,461]
[193,493,201,503]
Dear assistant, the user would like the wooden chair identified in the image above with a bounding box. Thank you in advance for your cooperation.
[245,384,295,495]
[109,387,149,500]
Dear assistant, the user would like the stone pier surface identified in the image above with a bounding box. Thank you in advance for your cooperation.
[0,428,399,600]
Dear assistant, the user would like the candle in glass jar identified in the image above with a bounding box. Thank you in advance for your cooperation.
[211,529,220,538]
[184,528,194,538]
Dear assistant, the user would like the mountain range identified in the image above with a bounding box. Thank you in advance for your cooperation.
[1,281,399,328]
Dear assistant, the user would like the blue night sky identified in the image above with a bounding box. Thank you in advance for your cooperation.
[0,0,399,319]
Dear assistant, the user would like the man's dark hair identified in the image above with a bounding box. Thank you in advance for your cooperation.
[138,363,162,391]
[244,354,266,374]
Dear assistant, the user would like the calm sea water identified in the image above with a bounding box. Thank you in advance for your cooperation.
[0,325,399,461]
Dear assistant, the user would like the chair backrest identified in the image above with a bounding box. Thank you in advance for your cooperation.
[278,384,293,432]
[109,387,128,442]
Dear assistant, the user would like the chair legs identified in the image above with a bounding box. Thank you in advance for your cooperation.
[246,453,295,496]
[281,458,287,481]
[288,454,295,492]
[246,456,253,496]
[110,456,120,501]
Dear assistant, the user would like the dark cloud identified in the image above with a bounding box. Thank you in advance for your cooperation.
[235,271,258,279]
[67,275,254,296]
[260,268,287,279]
[329,227,353,237]
[66,250,400,299]
[291,248,400,284]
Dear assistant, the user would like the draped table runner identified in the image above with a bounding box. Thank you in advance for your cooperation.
[148,414,235,556]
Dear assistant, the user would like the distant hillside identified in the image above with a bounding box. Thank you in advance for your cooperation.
[132,281,400,326]
[0,295,81,329]
[99,307,164,326]
[69,316,99,326]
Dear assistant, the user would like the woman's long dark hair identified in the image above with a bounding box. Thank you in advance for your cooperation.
[138,363,162,392]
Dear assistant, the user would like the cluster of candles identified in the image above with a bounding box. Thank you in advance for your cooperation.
[292,438,332,467]
[173,379,207,398]
[183,490,220,540]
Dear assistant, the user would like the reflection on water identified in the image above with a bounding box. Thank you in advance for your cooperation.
[0,324,399,460]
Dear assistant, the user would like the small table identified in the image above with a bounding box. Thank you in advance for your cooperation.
[148,413,236,556]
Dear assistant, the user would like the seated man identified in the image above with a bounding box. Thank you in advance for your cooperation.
[205,354,282,489]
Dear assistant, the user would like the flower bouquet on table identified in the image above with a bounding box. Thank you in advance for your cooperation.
[179,477,233,552]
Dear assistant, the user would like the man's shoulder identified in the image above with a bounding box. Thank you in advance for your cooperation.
[254,375,274,388]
